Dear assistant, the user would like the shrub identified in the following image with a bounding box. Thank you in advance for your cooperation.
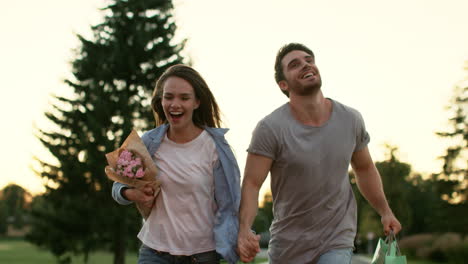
[445,240,468,264]
[428,232,463,262]
[399,233,434,258]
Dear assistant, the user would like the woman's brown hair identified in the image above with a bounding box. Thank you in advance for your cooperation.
[151,65,222,128]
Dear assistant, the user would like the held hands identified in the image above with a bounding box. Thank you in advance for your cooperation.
[123,185,155,209]
[381,212,402,235]
[237,228,260,263]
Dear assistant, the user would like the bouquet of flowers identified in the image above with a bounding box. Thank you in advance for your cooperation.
[116,150,145,179]
[105,130,161,219]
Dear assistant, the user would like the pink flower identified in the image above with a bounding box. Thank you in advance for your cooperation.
[116,149,144,179]
[135,168,144,178]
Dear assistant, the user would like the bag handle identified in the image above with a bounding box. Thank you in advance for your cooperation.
[385,230,402,257]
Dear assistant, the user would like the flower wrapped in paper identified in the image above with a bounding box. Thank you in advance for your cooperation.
[105,130,161,219]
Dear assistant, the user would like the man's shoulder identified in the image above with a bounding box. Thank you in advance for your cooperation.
[259,103,289,126]
[332,99,363,120]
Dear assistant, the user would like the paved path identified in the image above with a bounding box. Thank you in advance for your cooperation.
[255,249,372,264]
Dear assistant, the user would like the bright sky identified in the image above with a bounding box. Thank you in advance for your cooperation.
[1,0,467,197]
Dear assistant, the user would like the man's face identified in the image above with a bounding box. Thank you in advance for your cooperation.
[279,50,322,96]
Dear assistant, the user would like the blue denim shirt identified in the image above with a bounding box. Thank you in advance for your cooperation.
[111,124,240,263]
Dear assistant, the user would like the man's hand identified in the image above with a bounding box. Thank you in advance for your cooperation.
[237,228,260,263]
[381,213,401,235]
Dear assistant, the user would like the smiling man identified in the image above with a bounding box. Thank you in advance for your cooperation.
[237,43,401,264]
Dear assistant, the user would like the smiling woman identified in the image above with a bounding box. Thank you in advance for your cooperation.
[110,65,242,264]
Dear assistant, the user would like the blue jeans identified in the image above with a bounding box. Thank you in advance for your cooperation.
[138,245,220,264]
[316,248,353,264]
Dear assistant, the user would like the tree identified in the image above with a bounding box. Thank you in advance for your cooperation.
[435,80,467,203]
[252,192,273,234]
[375,145,412,234]
[0,184,32,229]
[26,1,186,263]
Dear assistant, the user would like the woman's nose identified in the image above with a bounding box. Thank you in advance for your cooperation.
[170,100,180,108]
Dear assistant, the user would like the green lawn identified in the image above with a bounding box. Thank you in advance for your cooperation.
[0,238,267,264]
[363,254,445,264]
[0,238,138,264]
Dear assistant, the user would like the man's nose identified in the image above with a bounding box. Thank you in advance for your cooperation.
[302,60,312,69]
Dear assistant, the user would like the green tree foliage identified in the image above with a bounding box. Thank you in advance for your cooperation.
[353,144,468,239]
[252,192,273,234]
[26,1,185,263]
[0,184,32,230]
[376,145,412,234]
[435,82,467,203]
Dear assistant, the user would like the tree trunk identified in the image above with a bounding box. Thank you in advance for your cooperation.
[113,220,127,264]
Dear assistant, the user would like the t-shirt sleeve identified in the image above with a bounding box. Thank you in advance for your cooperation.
[247,120,277,160]
[354,110,370,152]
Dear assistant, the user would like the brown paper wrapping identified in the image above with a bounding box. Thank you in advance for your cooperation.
[105,130,161,219]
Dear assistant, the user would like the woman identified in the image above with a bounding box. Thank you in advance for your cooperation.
[111,65,240,264]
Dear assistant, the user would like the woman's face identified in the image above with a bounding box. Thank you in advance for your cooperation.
[161,76,200,130]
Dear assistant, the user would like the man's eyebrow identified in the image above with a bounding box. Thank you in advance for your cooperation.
[287,55,314,68]
[287,58,299,68]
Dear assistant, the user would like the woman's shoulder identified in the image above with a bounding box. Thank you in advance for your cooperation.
[141,124,168,143]
[204,126,229,138]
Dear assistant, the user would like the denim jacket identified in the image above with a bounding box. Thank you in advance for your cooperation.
[111,124,241,263]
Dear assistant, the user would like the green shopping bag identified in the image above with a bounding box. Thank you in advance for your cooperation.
[371,231,407,264]
[385,234,407,264]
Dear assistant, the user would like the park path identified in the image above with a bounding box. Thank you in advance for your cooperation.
[255,249,372,264]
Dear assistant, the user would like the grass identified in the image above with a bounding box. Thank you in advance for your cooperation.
[0,238,267,264]
[0,238,137,264]
[363,254,446,264]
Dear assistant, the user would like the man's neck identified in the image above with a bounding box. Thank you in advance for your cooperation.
[289,90,332,126]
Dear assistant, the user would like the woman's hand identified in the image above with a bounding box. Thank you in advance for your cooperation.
[123,186,155,208]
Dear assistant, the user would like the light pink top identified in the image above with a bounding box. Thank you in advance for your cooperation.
[138,130,218,255]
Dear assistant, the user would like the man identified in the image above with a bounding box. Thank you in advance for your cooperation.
[237,43,401,263]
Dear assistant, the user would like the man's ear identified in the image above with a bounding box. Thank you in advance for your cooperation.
[278,80,289,93]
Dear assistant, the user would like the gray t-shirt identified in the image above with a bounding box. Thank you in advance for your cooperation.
[247,99,370,263]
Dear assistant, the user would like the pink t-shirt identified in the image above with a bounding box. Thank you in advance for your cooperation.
[138,130,218,255]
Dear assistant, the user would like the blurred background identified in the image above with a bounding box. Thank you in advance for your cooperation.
[0,0,467,263]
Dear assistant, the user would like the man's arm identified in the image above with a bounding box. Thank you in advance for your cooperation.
[238,153,272,262]
[351,147,402,235]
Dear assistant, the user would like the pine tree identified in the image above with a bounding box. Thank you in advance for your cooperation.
[27,1,186,263]
[435,72,467,203]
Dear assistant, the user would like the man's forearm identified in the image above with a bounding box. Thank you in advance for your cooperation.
[239,180,261,231]
[355,165,393,217]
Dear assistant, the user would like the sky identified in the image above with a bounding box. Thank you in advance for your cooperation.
[1,0,467,198]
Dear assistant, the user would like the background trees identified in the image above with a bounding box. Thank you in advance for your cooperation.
[434,83,467,204]
[0,184,32,234]
[26,1,186,263]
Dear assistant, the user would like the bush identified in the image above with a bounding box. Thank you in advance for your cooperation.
[399,232,467,262]
[428,232,463,262]
[399,233,434,258]
[445,240,468,264]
